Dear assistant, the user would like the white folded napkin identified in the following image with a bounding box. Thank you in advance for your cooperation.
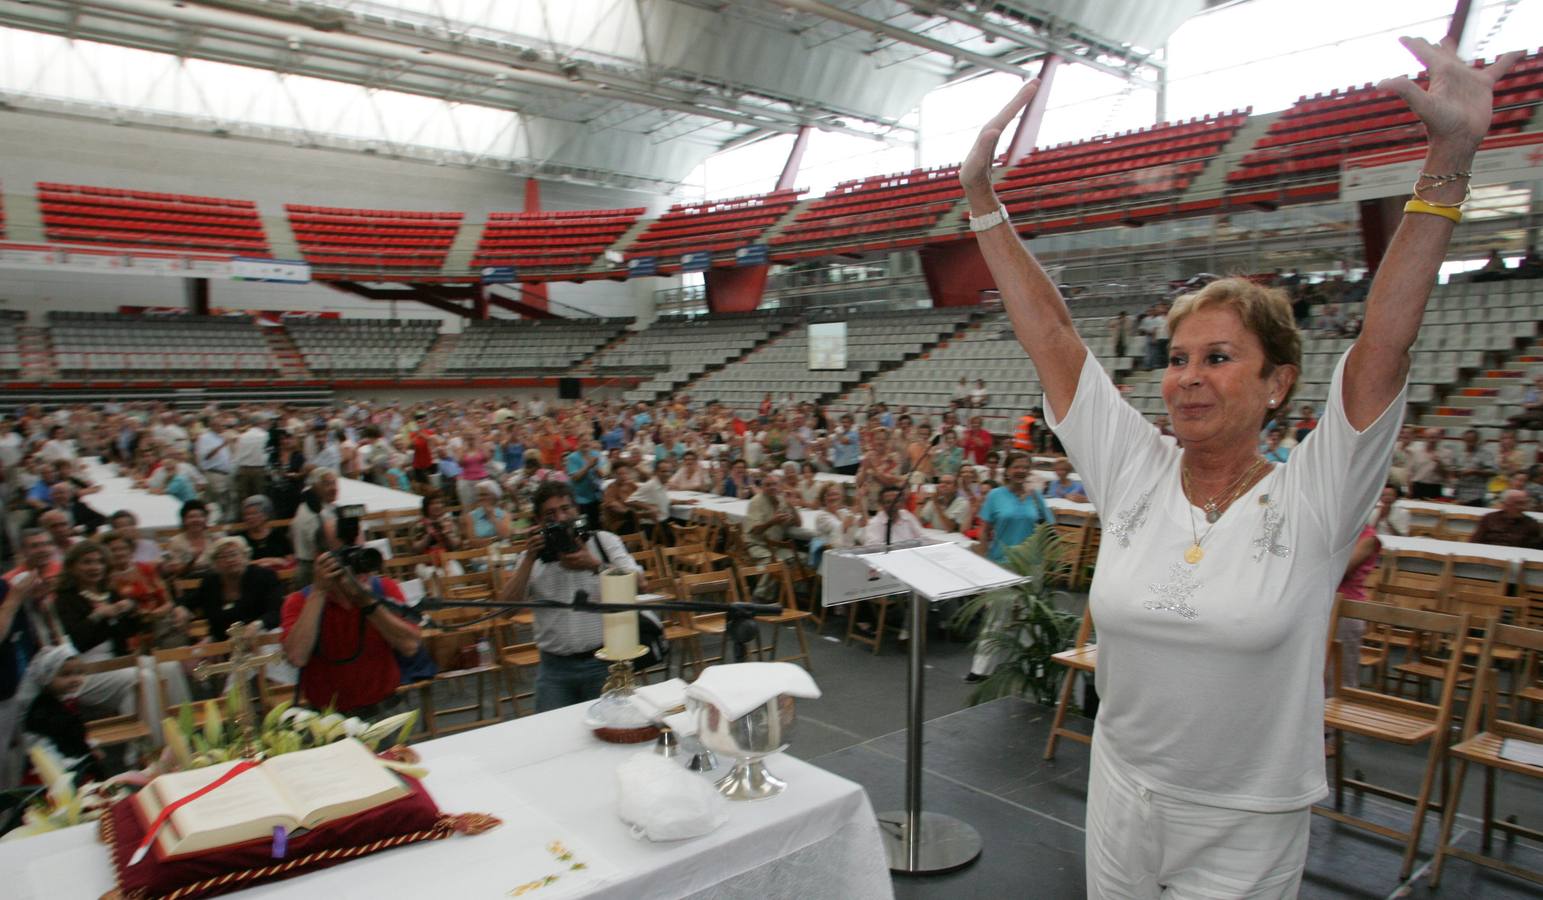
[662,711,697,737]
[630,678,689,720]
[686,662,821,721]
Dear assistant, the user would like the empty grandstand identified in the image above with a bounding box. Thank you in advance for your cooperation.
[442,318,632,376]
[47,311,275,379]
[286,318,441,376]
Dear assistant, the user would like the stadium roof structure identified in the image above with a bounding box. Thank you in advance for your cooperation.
[0,0,1195,192]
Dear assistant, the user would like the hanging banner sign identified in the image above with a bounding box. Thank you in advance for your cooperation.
[231,257,312,284]
[680,251,712,273]
[480,265,517,284]
[734,243,768,267]
[1341,131,1543,202]
[627,256,657,278]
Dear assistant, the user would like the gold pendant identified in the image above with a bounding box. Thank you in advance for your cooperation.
[1184,544,1204,565]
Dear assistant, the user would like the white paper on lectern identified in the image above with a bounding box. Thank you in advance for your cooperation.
[912,543,1021,588]
[861,542,1024,601]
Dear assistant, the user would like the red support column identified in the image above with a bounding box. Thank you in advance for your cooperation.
[778,126,813,191]
[521,177,549,314]
[919,238,995,308]
[1358,196,1405,275]
[184,277,211,316]
[705,266,769,313]
[1005,55,1062,165]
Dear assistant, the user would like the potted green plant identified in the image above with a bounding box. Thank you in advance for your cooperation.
[951,523,1081,705]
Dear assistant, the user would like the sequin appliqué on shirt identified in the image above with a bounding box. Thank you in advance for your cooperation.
[1251,497,1292,562]
[1145,562,1202,619]
[1106,487,1153,549]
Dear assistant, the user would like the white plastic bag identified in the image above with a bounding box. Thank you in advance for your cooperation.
[615,752,728,842]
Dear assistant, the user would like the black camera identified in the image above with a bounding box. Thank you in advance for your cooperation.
[537,516,592,563]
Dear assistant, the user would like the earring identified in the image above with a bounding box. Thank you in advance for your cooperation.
[1268,399,1277,407]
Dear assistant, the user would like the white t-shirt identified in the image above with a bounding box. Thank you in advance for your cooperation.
[1047,349,1404,812]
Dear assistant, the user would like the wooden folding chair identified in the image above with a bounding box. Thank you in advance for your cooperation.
[1052,510,1094,590]
[404,604,507,739]
[1407,506,1443,537]
[658,543,728,576]
[1522,561,1543,630]
[1431,621,1543,888]
[1435,511,1483,542]
[733,561,814,672]
[490,620,541,718]
[1317,598,1472,879]
[1044,607,1096,760]
[674,570,758,671]
[1446,553,1511,596]
[79,656,152,751]
[619,530,652,556]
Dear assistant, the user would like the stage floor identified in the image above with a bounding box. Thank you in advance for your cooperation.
[808,694,1543,900]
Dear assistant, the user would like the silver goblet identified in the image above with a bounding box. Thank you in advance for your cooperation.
[691,694,797,801]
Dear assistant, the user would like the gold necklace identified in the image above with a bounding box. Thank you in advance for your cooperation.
[1180,457,1269,564]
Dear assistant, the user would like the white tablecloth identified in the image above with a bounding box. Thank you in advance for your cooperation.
[667,491,972,546]
[1401,499,1543,523]
[1380,534,1543,566]
[1,704,893,900]
[78,460,422,530]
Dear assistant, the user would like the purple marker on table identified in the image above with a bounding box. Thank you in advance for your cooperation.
[272,826,288,859]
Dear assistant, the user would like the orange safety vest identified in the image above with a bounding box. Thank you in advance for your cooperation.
[1013,415,1036,452]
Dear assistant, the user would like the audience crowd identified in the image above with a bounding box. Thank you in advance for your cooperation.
[0,381,1538,792]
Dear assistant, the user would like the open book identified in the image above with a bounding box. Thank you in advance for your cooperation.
[135,739,409,860]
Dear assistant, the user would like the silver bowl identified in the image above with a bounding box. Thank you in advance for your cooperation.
[691,695,797,801]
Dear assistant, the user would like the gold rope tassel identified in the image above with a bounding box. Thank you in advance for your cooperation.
[101,809,503,900]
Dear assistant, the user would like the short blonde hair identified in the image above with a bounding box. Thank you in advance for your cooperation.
[1167,277,1301,426]
[211,536,250,561]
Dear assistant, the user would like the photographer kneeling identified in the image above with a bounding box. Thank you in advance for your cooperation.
[281,548,422,716]
[498,481,642,712]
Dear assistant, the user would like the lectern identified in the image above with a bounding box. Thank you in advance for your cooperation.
[823,539,1027,874]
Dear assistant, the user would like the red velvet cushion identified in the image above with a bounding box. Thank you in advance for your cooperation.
[101,775,445,900]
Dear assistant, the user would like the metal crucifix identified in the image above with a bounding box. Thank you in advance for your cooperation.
[194,622,284,756]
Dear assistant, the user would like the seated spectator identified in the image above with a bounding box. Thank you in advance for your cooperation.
[101,529,187,649]
[164,499,217,580]
[18,647,109,782]
[919,474,975,533]
[810,483,864,562]
[1313,303,1345,334]
[1262,427,1291,463]
[631,458,674,544]
[282,551,422,716]
[1450,428,1496,506]
[291,467,340,586]
[411,494,462,557]
[146,446,204,503]
[1369,484,1412,536]
[719,459,755,499]
[666,450,712,493]
[461,480,513,545]
[107,510,165,565]
[796,462,825,507]
[862,484,925,546]
[1469,490,1542,549]
[970,379,990,409]
[744,473,800,569]
[37,509,82,560]
[183,537,284,639]
[600,462,652,536]
[45,481,106,535]
[932,429,965,477]
[54,541,140,659]
[236,495,294,571]
[1042,459,1088,502]
[1507,373,1543,431]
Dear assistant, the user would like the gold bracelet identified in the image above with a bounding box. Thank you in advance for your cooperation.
[1403,198,1462,224]
[1411,181,1470,208]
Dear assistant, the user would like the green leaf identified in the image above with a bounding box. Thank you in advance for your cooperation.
[262,700,293,733]
[177,703,196,741]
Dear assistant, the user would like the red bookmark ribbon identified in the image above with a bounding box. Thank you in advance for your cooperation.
[129,760,262,866]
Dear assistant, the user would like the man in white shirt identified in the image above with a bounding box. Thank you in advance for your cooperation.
[632,457,674,542]
[291,467,340,585]
[862,485,926,546]
[153,411,191,453]
[233,418,271,503]
[194,417,234,513]
[919,474,974,533]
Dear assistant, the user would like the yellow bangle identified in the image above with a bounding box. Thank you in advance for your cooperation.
[1403,199,1461,224]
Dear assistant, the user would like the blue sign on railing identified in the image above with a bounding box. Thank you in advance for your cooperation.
[734,243,768,267]
[480,265,517,284]
[680,251,712,273]
[627,256,657,278]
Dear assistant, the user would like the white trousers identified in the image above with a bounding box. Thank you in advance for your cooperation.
[1085,739,1310,899]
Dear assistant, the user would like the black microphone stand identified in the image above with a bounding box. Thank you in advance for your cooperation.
[417,593,782,663]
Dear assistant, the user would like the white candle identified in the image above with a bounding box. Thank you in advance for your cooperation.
[600,568,639,657]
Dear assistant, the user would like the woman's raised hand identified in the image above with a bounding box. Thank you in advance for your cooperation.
[959,78,1039,198]
[1380,35,1522,159]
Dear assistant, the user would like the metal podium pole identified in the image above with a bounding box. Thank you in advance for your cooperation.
[877,590,983,874]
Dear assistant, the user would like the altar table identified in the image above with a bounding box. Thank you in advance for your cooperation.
[1,703,893,900]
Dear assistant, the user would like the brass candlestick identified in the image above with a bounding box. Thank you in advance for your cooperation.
[595,645,648,696]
